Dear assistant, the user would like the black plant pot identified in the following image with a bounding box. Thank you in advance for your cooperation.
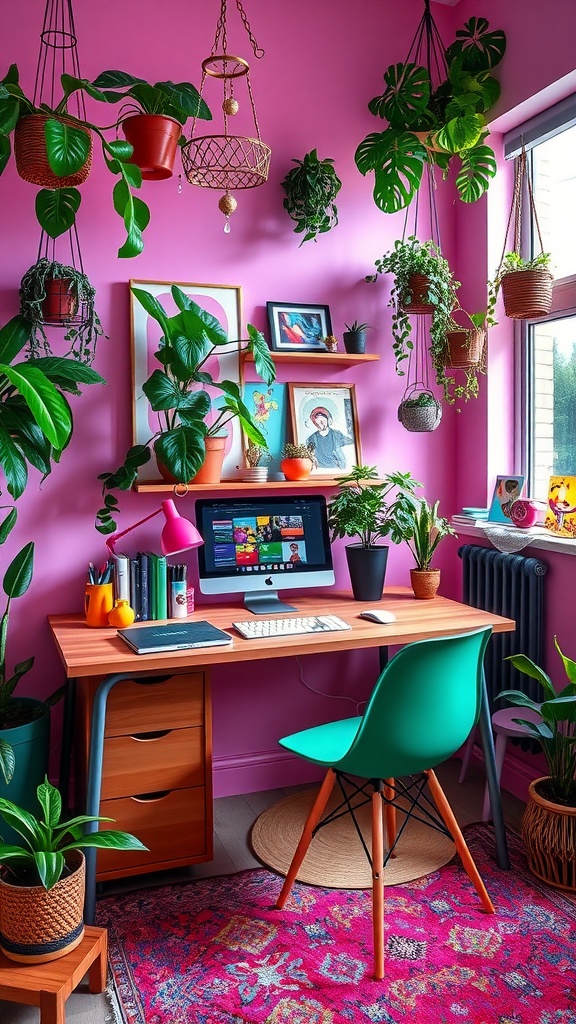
[345,544,389,601]
[342,330,366,354]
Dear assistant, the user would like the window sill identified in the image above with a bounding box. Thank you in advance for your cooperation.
[452,522,576,557]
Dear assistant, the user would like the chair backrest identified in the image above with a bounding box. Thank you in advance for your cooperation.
[334,627,492,779]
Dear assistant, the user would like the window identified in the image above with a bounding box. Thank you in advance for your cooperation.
[514,120,576,498]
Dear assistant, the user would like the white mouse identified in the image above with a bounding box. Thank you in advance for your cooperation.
[359,610,397,624]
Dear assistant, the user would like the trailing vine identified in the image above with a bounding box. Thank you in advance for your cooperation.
[281,149,342,245]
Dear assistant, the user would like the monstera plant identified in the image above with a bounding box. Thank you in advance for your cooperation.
[355,16,506,213]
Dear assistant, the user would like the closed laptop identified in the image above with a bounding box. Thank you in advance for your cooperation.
[117,620,233,654]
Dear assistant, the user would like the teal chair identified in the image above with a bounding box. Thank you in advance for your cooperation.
[275,627,495,980]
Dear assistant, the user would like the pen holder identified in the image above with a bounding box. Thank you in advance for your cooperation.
[85,583,114,627]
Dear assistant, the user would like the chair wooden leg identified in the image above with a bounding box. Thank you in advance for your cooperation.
[372,787,385,980]
[425,769,495,913]
[383,778,396,856]
[275,768,336,909]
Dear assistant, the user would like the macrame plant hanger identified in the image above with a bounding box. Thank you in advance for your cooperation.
[180,0,271,232]
[21,0,96,362]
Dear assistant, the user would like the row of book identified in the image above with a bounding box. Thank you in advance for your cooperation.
[112,553,189,621]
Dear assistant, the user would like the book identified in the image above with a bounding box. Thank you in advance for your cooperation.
[117,620,233,655]
[138,552,151,621]
[112,552,130,604]
[130,556,142,620]
[544,475,576,537]
[156,555,168,620]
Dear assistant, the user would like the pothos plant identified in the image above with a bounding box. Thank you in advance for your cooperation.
[281,149,342,244]
[487,251,553,326]
[96,285,276,535]
[19,258,107,365]
[355,17,506,213]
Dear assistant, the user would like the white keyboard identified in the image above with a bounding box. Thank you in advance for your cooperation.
[232,614,352,640]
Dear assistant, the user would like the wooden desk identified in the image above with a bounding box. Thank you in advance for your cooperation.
[48,588,515,924]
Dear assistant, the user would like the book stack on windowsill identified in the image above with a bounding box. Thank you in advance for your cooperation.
[451,507,491,527]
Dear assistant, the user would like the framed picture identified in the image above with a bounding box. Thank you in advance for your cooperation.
[130,280,243,482]
[266,301,332,351]
[242,382,287,477]
[488,475,525,523]
[544,475,576,537]
[287,383,361,477]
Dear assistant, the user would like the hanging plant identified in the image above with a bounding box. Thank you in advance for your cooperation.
[281,149,342,244]
[355,15,506,213]
[19,259,107,365]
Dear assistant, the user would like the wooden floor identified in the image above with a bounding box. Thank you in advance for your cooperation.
[0,759,525,1024]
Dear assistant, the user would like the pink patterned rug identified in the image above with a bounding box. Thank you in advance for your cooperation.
[97,824,576,1024]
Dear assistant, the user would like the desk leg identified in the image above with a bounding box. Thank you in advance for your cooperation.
[58,676,76,813]
[84,673,129,926]
[478,667,511,870]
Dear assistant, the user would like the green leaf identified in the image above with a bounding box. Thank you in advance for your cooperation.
[44,118,91,177]
[0,508,17,545]
[36,187,81,239]
[374,63,431,127]
[0,795,44,847]
[156,81,212,121]
[246,324,275,385]
[356,130,426,214]
[503,656,557,702]
[37,777,62,829]
[35,851,64,890]
[0,427,28,499]
[0,363,72,449]
[108,138,137,165]
[92,70,148,90]
[0,134,10,176]
[3,541,34,598]
[32,357,105,388]
[456,144,497,202]
[436,113,484,154]
[154,425,206,482]
[0,96,19,136]
[0,314,31,364]
[0,739,16,784]
[446,17,507,74]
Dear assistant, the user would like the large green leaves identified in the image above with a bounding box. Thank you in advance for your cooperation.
[446,17,507,73]
[456,144,497,202]
[369,63,430,127]
[0,363,72,450]
[3,541,34,600]
[355,130,426,214]
[154,424,206,482]
[44,118,91,177]
[246,324,275,386]
[435,113,484,154]
[36,187,81,239]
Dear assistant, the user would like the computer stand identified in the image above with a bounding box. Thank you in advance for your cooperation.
[243,590,297,615]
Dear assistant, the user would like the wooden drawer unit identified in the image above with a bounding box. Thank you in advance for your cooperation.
[74,670,213,881]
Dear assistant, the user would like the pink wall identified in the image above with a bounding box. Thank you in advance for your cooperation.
[1,1,574,797]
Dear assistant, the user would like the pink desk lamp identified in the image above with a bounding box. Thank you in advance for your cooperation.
[106,499,204,556]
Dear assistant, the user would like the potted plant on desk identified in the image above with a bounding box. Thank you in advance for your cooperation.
[0,776,146,962]
[327,464,421,601]
[401,496,456,599]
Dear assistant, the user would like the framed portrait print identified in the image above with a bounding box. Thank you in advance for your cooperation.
[130,280,243,482]
[266,301,332,351]
[288,383,361,477]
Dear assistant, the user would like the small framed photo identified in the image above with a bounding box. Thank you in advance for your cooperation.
[266,301,332,352]
[488,475,525,523]
[288,383,361,476]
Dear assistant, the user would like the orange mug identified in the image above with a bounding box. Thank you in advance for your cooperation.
[85,583,114,627]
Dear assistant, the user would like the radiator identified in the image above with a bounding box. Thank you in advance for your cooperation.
[458,544,548,715]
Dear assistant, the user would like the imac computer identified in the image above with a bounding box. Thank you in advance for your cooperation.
[195,494,335,614]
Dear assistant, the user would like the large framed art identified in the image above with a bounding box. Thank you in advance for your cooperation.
[130,281,243,481]
[287,383,361,477]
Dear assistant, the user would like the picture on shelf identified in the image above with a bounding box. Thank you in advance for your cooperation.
[288,383,361,476]
[266,301,331,351]
[242,382,287,476]
[488,475,525,523]
[544,475,576,537]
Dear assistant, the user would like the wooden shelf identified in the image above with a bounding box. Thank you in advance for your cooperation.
[135,478,342,493]
[242,351,379,367]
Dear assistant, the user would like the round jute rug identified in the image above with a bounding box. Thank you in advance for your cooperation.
[251,786,456,889]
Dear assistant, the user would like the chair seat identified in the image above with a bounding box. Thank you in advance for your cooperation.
[279,716,361,765]
[491,706,542,738]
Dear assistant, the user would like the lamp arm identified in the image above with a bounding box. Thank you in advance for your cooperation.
[106,508,161,554]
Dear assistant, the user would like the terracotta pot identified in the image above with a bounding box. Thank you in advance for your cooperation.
[410,568,441,600]
[500,269,553,320]
[521,778,576,892]
[0,850,85,963]
[122,114,182,180]
[280,457,313,481]
[401,273,434,315]
[14,114,93,188]
[192,436,227,485]
[42,277,79,322]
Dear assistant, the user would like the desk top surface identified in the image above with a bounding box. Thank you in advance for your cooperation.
[48,588,515,678]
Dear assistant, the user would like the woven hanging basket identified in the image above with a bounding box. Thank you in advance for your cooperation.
[14,114,93,188]
[181,134,271,190]
[400,273,434,315]
[521,778,576,892]
[445,311,486,369]
[410,568,441,600]
[500,269,553,320]
[0,850,85,963]
[398,389,442,432]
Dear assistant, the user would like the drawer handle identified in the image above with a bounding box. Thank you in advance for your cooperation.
[130,730,171,742]
[133,675,172,687]
[131,791,171,803]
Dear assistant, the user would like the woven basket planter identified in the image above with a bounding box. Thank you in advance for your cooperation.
[400,273,434,315]
[521,778,576,892]
[14,114,93,188]
[410,568,441,600]
[0,850,85,963]
[398,391,442,432]
[501,269,553,320]
[445,326,485,368]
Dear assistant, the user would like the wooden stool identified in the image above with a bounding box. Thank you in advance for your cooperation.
[0,925,107,1024]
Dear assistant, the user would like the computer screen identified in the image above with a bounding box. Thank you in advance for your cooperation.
[195,494,335,614]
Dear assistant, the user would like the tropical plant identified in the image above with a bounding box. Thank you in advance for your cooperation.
[487,251,553,325]
[369,236,460,381]
[355,17,506,213]
[281,149,342,244]
[400,496,456,570]
[498,637,576,806]
[327,464,421,549]
[88,70,211,128]
[0,776,147,889]
[0,314,104,500]
[19,259,107,365]
[96,285,275,534]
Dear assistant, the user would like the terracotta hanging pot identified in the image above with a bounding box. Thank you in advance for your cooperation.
[445,317,486,369]
[500,269,553,320]
[400,273,434,314]
[14,114,93,188]
[0,850,85,963]
[122,114,182,180]
[41,277,79,322]
[521,778,576,892]
[280,457,313,481]
[410,568,441,600]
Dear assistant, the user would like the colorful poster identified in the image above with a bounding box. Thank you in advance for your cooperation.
[242,382,287,477]
[544,475,576,537]
[488,475,525,523]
